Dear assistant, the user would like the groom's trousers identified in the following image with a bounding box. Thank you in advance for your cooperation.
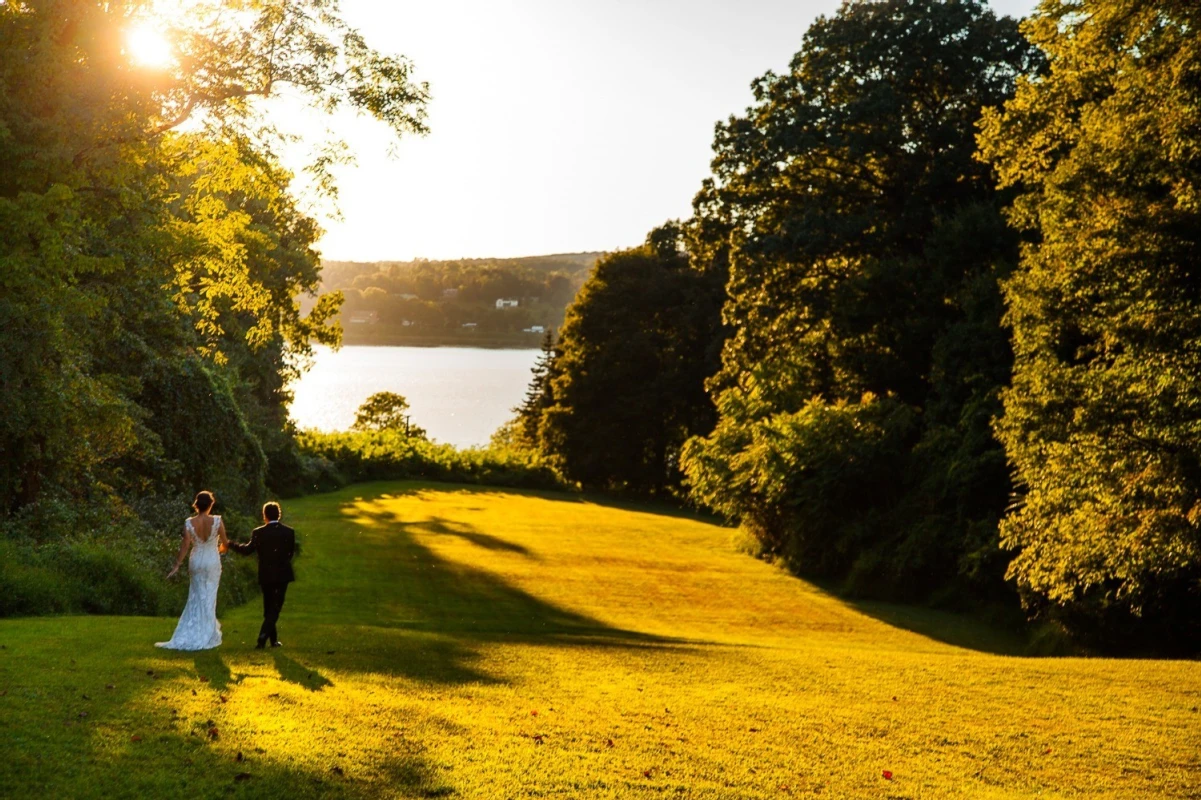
[258,581,288,644]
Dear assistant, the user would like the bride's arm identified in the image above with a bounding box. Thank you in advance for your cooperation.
[217,518,229,554]
[167,525,191,578]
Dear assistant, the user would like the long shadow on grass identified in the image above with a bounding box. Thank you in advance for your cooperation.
[0,619,451,799]
[338,501,669,643]
[836,595,1033,656]
[277,487,692,687]
[193,649,234,691]
[333,483,1038,659]
[273,651,334,691]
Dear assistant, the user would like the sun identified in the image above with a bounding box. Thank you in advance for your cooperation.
[126,22,174,69]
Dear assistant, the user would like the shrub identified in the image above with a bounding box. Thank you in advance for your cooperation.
[295,429,562,491]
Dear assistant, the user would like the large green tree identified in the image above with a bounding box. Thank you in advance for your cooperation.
[683,0,1041,602]
[539,225,726,494]
[0,0,427,514]
[978,0,1201,645]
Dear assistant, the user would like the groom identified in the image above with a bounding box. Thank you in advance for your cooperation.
[229,501,296,649]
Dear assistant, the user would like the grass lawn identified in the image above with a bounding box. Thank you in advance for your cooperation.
[1,482,1198,798]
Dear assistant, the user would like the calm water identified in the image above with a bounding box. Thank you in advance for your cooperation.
[290,345,540,448]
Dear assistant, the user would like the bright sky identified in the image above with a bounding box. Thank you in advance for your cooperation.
[295,0,1039,262]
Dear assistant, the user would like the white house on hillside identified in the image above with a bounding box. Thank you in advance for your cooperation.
[496,298,519,309]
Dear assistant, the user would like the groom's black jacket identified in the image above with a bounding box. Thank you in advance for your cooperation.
[229,521,296,585]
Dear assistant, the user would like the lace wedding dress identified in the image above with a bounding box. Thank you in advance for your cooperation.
[156,517,223,650]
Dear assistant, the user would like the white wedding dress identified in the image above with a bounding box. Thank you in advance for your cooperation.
[156,516,223,651]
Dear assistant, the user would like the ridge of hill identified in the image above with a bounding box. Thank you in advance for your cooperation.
[310,253,605,347]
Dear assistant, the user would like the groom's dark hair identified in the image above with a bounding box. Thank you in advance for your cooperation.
[263,501,282,521]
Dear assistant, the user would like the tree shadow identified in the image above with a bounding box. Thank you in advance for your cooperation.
[336,482,1042,659]
[411,515,535,558]
[273,651,333,691]
[824,588,1035,656]
[256,486,698,688]
[0,618,449,798]
[337,500,673,645]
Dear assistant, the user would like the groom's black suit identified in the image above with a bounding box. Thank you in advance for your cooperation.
[229,521,296,646]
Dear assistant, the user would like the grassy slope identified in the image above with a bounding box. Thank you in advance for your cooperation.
[0,482,1198,799]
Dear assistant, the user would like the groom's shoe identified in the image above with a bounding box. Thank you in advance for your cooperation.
[271,640,283,648]
[255,637,268,650]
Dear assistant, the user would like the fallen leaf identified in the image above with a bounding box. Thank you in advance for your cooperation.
[326,650,336,655]
[530,710,538,717]
[1043,748,1052,755]
[131,735,143,742]
[191,690,197,696]
[749,727,760,733]
[331,766,345,777]
[606,739,615,748]
[892,696,898,702]
[199,676,209,683]
[642,769,653,779]
[81,694,91,700]
[105,684,115,690]
[882,770,893,781]
[234,773,252,782]
[208,727,219,740]
[532,734,544,745]
[219,695,228,704]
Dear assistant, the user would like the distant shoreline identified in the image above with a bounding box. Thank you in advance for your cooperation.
[341,329,543,349]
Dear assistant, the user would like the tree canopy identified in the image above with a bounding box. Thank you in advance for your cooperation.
[681,0,1041,601]
[0,0,426,517]
[978,0,1201,645]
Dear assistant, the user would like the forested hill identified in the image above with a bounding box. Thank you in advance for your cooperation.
[316,253,603,347]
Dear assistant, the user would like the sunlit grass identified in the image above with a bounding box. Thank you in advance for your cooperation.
[1,482,1198,797]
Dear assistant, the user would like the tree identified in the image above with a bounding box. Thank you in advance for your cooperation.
[353,392,424,438]
[0,0,427,514]
[978,0,1201,646]
[539,224,726,494]
[512,329,559,450]
[682,0,1040,601]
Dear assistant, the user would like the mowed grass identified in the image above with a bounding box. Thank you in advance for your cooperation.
[1,483,1198,799]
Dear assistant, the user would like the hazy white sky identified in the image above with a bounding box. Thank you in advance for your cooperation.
[294,0,1039,262]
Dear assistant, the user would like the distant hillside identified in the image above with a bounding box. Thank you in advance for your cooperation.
[312,253,604,347]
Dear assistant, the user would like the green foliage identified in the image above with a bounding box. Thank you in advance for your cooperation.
[136,355,268,511]
[295,430,562,492]
[512,329,560,450]
[0,495,258,618]
[978,0,1201,645]
[682,0,1039,604]
[0,0,425,614]
[352,391,425,438]
[322,255,599,345]
[537,226,727,494]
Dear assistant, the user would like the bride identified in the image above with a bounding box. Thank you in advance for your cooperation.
[156,490,228,650]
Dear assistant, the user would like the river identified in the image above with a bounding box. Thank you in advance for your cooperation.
[289,345,541,448]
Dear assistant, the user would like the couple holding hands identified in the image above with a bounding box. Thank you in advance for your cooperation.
[155,491,296,652]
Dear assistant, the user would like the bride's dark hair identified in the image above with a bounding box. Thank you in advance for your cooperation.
[192,491,215,514]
